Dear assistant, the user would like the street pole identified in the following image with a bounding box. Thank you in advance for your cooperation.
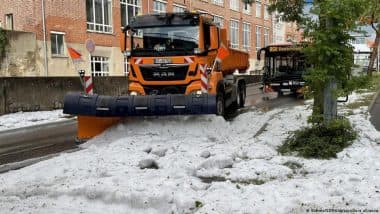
[323,77,337,122]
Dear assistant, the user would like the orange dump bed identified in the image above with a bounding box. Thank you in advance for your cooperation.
[220,48,249,75]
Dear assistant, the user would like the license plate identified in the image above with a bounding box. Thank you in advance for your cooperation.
[291,81,300,85]
[154,58,172,64]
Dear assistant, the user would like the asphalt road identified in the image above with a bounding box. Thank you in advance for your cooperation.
[0,119,77,165]
[225,83,305,119]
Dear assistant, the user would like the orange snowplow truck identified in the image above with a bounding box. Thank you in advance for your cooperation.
[63,12,249,142]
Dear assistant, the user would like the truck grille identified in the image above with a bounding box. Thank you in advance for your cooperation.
[139,65,189,81]
[143,85,188,95]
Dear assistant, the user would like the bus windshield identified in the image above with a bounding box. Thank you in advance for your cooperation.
[131,25,199,56]
[271,54,306,75]
[259,45,308,78]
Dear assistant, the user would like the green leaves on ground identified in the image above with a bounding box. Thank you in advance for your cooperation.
[278,118,357,159]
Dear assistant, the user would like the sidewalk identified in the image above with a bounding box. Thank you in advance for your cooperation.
[370,91,380,131]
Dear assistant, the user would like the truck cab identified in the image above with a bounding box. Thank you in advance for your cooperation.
[121,12,249,114]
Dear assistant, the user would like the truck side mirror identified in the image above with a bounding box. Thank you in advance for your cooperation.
[210,26,219,50]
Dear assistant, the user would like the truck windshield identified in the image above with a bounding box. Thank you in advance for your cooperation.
[131,26,199,56]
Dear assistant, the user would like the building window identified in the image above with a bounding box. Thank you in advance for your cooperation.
[86,0,113,33]
[153,0,167,13]
[212,0,223,6]
[230,20,239,49]
[264,5,270,20]
[242,23,251,51]
[213,15,224,27]
[50,32,65,56]
[91,56,110,76]
[173,4,186,12]
[264,28,269,47]
[255,1,261,18]
[120,0,141,27]
[230,0,239,11]
[243,3,251,15]
[5,14,13,30]
[256,25,261,51]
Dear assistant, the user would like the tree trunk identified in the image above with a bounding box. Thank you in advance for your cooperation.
[368,32,379,75]
[312,82,324,123]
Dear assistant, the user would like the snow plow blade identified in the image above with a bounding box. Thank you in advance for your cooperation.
[63,92,217,116]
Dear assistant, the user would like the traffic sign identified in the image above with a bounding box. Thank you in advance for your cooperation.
[86,38,95,54]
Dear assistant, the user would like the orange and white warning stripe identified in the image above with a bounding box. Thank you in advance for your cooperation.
[184,56,194,64]
[263,85,274,93]
[84,76,93,95]
[134,58,143,65]
[199,64,208,93]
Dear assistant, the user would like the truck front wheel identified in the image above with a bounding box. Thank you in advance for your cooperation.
[216,93,225,116]
[238,83,246,108]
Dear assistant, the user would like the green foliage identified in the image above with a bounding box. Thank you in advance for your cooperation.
[345,73,380,93]
[195,201,203,208]
[369,73,380,91]
[359,0,380,29]
[344,74,380,109]
[343,75,374,95]
[303,0,366,95]
[345,94,373,109]
[270,0,368,124]
[267,0,305,23]
[278,118,357,159]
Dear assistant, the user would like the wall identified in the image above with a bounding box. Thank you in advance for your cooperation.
[0,30,42,76]
[0,30,125,77]
[0,75,261,115]
[0,77,129,115]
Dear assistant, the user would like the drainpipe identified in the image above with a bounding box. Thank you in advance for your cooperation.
[378,44,379,72]
[41,0,49,76]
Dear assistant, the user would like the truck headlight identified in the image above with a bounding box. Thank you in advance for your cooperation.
[193,48,201,54]
[191,90,202,95]
[130,91,139,96]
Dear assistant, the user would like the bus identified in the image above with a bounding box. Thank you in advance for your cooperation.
[257,43,308,96]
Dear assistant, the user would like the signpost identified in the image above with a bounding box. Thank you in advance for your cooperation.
[85,38,95,75]
[86,38,95,54]
[85,39,95,94]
